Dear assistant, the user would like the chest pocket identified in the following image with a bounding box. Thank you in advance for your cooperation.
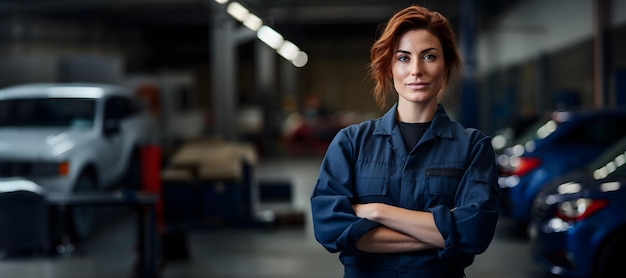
[354,177,389,203]
[423,168,463,207]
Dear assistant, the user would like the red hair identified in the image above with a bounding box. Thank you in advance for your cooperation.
[368,5,462,109]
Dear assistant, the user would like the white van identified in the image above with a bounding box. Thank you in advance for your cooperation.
[0,83,155,239]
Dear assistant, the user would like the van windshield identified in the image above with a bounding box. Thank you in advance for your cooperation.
[0,98,96,128]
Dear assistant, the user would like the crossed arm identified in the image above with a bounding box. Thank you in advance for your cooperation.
[353,203,445,253]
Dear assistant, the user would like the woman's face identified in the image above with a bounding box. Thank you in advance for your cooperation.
[391,29,445,107]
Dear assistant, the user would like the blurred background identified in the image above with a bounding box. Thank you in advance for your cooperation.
[3,0,625,150]
[1,0,626,277]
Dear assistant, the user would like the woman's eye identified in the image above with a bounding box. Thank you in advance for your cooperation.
[397,55,409,63]
[423,54,436,61]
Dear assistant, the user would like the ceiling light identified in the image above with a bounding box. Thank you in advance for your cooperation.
[292,51,308,68]
[278,41,300,60]
[243,14,263,31]
[226,2,249,22]
[257,25,284,49]
[214,0,229,4]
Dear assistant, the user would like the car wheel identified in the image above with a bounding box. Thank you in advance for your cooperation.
[594,232,626,276]
[70,172,97,240]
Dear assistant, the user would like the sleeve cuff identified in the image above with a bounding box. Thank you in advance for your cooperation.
[428,205,456,259]
[344,218,382,252]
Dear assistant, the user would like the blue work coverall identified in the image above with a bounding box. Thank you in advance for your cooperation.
[310,104,501,277]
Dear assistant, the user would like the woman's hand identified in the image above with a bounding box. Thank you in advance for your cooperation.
[353,203,386,221]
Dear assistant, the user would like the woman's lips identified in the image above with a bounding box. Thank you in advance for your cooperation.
[407,82,429,90]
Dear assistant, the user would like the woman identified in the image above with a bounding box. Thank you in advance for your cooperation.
[310,4,501,277]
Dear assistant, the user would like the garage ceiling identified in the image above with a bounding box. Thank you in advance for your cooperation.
[0,0,524,69]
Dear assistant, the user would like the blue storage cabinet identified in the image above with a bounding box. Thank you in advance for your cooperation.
[161,141,256,229]
[198,161,253,227]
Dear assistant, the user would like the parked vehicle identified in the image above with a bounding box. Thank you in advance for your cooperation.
[497,109,626,225]
[529,136,626,277]
[0,83,155,239]
[491,115,541,153]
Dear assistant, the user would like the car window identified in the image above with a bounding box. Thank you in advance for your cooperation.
[0,98,95,128]
[104,96,140,120]
[589,148,626,179]
[511,116,551,145]
[587,136,626,179]
[556,116,626,145]
[611,161,626,178]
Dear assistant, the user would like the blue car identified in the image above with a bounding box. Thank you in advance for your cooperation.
[497,109,626,225]
[529,136,626,277]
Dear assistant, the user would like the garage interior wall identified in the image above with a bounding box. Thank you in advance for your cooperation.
[1,0,626,138]
[476,0,626,132]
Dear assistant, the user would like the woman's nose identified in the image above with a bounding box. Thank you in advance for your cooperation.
[410,61,422,76]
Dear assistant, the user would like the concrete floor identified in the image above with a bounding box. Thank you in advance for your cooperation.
[0,156,550,278]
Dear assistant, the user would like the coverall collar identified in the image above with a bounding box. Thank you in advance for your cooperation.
[374,103,454,140]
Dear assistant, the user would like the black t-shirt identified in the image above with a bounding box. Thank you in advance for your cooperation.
[398,121,431,151]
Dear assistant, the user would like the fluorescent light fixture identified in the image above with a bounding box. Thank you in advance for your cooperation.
[219,3,308,67]
[292,51,308,67]
[243,14,263,31]
[227,2,249,22]
[278,41,300,60]
[257,25,284,49]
